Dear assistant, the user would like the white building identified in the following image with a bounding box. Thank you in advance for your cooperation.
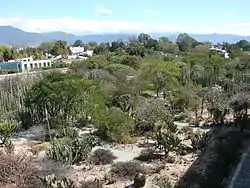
[210,47,230,58]
[8,56,34,62]
[21,60,52,72]
[85,50,94,56]
[7,56,52,72]
[70,46,85,55]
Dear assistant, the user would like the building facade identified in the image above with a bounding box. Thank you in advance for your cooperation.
[21,60,52,72]
[0,60,52,72]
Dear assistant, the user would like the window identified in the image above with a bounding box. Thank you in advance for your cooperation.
[34,63,37,68]
[24,64,27,70]
[30,63,33,69]
[39,63,42,67]
[43,62,46,67]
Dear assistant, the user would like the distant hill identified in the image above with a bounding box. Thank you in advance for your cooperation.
[0,25,250,46]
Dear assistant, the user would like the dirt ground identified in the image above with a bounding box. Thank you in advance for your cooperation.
[10,124,198,188]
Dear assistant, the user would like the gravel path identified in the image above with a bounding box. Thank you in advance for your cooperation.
[92,146,143,162]
[229,146,250,188]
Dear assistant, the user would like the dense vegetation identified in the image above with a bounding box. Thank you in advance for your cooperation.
[0,33,250,187]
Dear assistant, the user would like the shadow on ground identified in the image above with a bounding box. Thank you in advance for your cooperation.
[174,123,248,188]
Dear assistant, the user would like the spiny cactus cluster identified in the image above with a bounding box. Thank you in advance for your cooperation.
[189,131,210,152]
[47,134,101,165]
[154,129,181,156]
[39,174,75,188]
[0,119,17,153]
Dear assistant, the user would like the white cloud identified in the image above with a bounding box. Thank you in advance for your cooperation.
[143,9,154,14]
[1,17,250,36]
[95,7,112,15]
[0,17,181,34]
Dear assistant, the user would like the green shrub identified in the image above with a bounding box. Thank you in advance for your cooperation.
[24,72,105,126]
[47,135,101,165]
[89,149,117,165]
[134,148,155,162]
[189,131,211,152]
[0,119,17,153]
[93,107,134,143]
[54,126,78,139]
[153,176,175,188]
[110,161,143,180]
[135,99,171,133]
[80,179,103,188]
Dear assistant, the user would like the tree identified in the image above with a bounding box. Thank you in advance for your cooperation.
[110,40,125,52]
[152,109,181,156]
[93,43,109,54]
[138,33,151,44]
[141,59,181,97]
[2,48,16,61]
[20,47,44,60]
[51,40,69,56]
[158,37,179,54]
[231,92,250,132]
[135,99,170,132]
[126,42,146,57]
[138,33,158,49]
[38,42,55,54]
[235,40,250,51]
[92,107,134,143]
[176,33,198,52]
[86,41,98,50]
[192,44,210,53]
[73,40,84,47]
[119,55,141,70]
[24,72,105,125]
[71,56,110,72]
[0,46,11,61]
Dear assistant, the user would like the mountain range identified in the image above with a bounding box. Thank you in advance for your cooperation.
[0,26,250,46]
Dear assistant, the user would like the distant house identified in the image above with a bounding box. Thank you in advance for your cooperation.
[210,47,230,58]
[70,46,85,55]
[8,56,34,62]
[84,50,94,56]
[21,60,52,72]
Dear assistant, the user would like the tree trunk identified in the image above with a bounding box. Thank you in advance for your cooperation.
[156,88,160,98]
[201,98,204,117]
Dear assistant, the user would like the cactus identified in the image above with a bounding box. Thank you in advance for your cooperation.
[133,173,146,188]
[0,119,17,153]
[47,134,101,165]
[189,131,210,152]
[155,129,181,156]
[39,174,75,188]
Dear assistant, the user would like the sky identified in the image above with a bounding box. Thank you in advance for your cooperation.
[1,0,250,35]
